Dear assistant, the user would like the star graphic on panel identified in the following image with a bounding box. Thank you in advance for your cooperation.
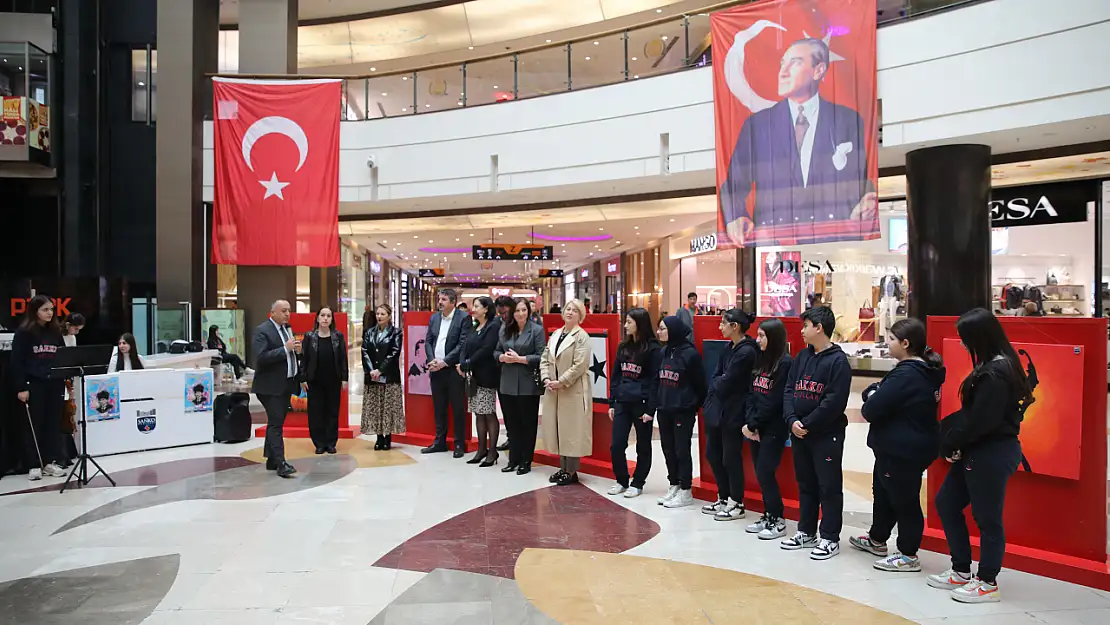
[589,354,607,383]
[259,171,290,200]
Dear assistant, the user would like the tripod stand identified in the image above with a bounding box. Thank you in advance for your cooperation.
[61,398,115,492]
[48,354,116,493]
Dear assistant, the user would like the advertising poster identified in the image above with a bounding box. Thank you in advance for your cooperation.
[84,376,120,423]
[940,338,1083,480]
[201,309,245,358]
[184,370,214,413]
[0,96,50,151]
[406,325,430,396]
[760,251,802,317]
[713,0,879,247]
[588,334,609,403]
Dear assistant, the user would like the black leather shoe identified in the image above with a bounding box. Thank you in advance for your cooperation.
[453,447,466,459]
[421,444,448,454]
[374,437,384,451]
[501,463,519,473]
[383,435,392,450]
[516,463,532,475]
[497,440,511,451]
[555,471,579,486]
[276,461,297,478]
[479,453,499,468]
[314,447,325,455]
[466,449,487,465]
[266,459,278,471]
[549,469,567,483]
[326,446,337,454]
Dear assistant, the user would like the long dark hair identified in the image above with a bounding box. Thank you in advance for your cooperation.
[503,298,532,339]
[955,308,1031,404]
[889,318,942,367]
[618,307,656,362]
[19,294,61,335]
[756,318,788,374]
[117,333,144,371]
[63,313,86,333]
[207,325,220,342]
[472,296,495,325]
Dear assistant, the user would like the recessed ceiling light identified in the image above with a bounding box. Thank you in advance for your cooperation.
[662,36,668,41]
[401,107,407,111]
[457,102,464,106]
[561,243,566,246]
[546,39,552,43]
[468,46,474,50]
[498,232,503,235]
[633,75,639,79]
[455,238,460,241]
[598,227,604,231]
[633,226,639,230]
[493,85,498,89]
[631,57,638,61]
[585,56,591,61]
[593,41,599,45]
[547,225,553,228]
[669,219,675,222]
[469,233,474,236]
[425,104,431,108]
[402,76,409,81]
[615,241,621,244]
[413,235,419,238]
[656,8,663,12]
[381,92,387,96]
[370,67,377,71]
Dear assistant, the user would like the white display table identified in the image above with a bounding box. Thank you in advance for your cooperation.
[78,367,215,456]
[145,349,220,370]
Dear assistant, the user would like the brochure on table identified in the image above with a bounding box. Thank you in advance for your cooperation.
[78,367,214,456]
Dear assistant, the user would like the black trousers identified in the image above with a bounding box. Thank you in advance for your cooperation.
[792,428,846,541]
[751,431,787,518]
[22,379,64,467]
[869,453,932,556]
[258,378,296,462]
[430,369,467,448]
[224,353,247,378]
[610,402,653,489]
[657,410,696,490]
[502,393,539,466]
[936,438,1021,583]
[307,380,341,449]
[705,421,746,502]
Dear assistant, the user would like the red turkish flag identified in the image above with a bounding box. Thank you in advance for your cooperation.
[212,78,341,267]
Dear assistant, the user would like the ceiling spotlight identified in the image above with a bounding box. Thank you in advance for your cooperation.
[413,235,419,238]
[469,233,474,236]
[633,226,639,230]
[615,241,621,244]
[402,76,409,81]
[631,56,638,61]
[656,8,663,12]
[546,39,552,43]
[669,218,675,222]
[662,36,669,41]
[547,225,553,228]
[593,41,600,45]
[138,81,145,86]
[598,227,604,231]
[584,56,591,61]
[493,85,498,89]
[402,107,407,111]
[633,75,639,79]
[498,232,503,235]
[468,46,474,50]
[370,67,377,72]
[425,104,431,108]
[455,238,460,241]
[457,102,464,106]
[381,92,387,96]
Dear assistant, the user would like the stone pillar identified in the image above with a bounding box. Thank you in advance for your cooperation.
[235,0,300,330]
[905,144,992,319]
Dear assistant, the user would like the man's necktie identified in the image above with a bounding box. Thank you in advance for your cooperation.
[278,325,292,377]
[795,110,809,153]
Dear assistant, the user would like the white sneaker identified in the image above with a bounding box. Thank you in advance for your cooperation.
[713,499,746,521]
[780,531,818,551]
[926,569,972,590]
[42,463,67,477]
[809,538,840,560]
[874,554,922,573]
[663,489,695,508]
[701,498,726,515]
[607,483,627,496]
[757,516,787,540]
[745,512,770,533]
[950,577,1000,603]
[28,468,42,481]
[623,487,642,499]
[657,485,680,505]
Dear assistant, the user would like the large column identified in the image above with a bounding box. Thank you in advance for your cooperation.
[156,0,219,329]
[905,145,992,320]
[734,246,756,312]
[236,0,300,328]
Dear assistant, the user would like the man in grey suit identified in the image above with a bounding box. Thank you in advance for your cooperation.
[252,299,300,478]
[677,292,697,329]
[424,288,473,457]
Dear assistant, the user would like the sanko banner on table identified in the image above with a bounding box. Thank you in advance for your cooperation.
[211,78,341,267]
[712,0,879,248]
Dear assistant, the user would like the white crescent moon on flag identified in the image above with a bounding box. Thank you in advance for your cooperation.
[241,116,309,172]
[724,19,787,114]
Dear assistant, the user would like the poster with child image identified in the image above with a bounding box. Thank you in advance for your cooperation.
[84,376,121,422]
[183,370,214,413]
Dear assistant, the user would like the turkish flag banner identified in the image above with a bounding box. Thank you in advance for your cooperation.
[212,78,341,267]
[713,0,879,248]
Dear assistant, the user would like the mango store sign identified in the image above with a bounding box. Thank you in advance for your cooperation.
[690,234,718,254]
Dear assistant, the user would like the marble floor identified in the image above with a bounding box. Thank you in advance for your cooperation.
[1,427,1109,624]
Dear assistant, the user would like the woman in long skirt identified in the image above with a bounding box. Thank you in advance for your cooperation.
[361,304,405,449]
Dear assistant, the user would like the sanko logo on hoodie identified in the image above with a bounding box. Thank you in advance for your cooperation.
[794,376,825,401]
[659,368,682,385]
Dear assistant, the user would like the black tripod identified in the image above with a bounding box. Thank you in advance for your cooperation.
[59,364,116,493]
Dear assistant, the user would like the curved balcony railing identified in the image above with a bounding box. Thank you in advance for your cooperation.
[210,0,985,121]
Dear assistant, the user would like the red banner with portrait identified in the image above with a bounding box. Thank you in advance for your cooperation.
[712,0,879,248]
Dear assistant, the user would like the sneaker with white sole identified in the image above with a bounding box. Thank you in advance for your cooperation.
[42,463,67,477]
[849,534,889,557]
[663,489,695,508]
[758,516,787,540]
[926,569,972,590]
[623,487,642,499]
[809,538,840,560]
[28,468,42,481]
[949,577,1000,603]
[780,531,818,551]
[657,485,680,505]
[701,498,726,515]
[607,483,627,496]
[874,554,922,572]
[745,512,770,534]
[713,499,745,521]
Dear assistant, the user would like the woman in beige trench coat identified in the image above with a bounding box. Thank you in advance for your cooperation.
[540,298,593,486]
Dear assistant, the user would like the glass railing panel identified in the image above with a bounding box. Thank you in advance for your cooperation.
[416,65,465,112]
[25,42,49,104]
[568,32,628,91]
[625,17,689,81]
[464,55,516,106]
[516,43,570,100]
[366,72,417,117]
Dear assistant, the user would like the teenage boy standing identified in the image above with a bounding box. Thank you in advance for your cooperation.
[779,306,851,560]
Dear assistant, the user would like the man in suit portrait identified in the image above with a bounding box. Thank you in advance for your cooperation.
[252,299,300,478]
[424,288,474,457]
[720,37,877,247]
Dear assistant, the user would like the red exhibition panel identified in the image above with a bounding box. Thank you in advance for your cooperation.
[925,316,1109,590]
[394,311,474,450]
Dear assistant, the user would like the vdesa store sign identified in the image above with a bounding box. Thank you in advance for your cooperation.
[989,181,1097,228]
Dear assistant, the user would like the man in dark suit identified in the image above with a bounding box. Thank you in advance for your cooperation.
[252,299,299,478]
[721,38,877,247]
[423,288,473,457]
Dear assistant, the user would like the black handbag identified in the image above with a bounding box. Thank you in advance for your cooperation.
[465,371,478,398]
[533,366,544,395]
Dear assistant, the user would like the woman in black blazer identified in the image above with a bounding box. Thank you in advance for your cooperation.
[302,307,349,455]
[362,304,404,450]
[458,296,502,466]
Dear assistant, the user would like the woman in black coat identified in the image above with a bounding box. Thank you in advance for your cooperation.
[458,297,502,466]
[361,304,403,450]
[302,307,349,455]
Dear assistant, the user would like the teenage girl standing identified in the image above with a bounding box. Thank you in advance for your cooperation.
[606,307,660,498]
[742,318,793,539]
[654,316,707,509]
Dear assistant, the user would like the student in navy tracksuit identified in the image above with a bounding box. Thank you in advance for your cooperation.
[779,306,851,560]
[927,308,1030,604]
[607,307,661,499]
[701,309,760,521]
[655,315,707,509]
[848,318,944,572]
[742,317,793,540]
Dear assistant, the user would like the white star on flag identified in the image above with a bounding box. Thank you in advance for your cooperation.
[259,172,290,200]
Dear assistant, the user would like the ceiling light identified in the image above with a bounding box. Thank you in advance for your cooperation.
[656,8,663,12]
[370,67,376,72]
[425,104,431,108]
[492,85,498,89]
[455,238,460,241]
[561,243,566,246]
[138,81,145,86]
[593,41,599,45]
[547,225,553,228]
[469,233,474,236]
[402,76,409,81]
[381,92,387,96]
[615,241,621,244]
[669,218,675,222]
[498,232,503,235]
[633,75,639,79]
[457,102,464,106]
[631,56,638,61]
[633,226,639,230]
[413,235,419,238]
[546,39,552,43]
[468,46,474,50]
[402,107,407,111]
[584,56,591,61]
[662,36,669,41]
[598,227,604,231]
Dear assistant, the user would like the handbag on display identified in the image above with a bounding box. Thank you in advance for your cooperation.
[858,300,877,342]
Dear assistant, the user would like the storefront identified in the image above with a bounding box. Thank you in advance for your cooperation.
[340,241,367,342]
[624,246,662,321]
[602,256,624,315]
[672,232,737,315]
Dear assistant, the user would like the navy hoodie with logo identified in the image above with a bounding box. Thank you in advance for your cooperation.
[609,338,661,414]
[656,316,707,414]
[10,326,64,390]
[861,359,945,463]
[940,357,1024,458]
[746,353,794,438]
[703,336,759,428]
[783,343,851,436]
